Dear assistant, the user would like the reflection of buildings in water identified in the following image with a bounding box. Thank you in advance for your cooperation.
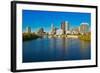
[80,40,90,59]
[59,38,69,59]
[49,38,57,53]
[34,39,46,57]
[47,38,90,60]
[49,38,69,60]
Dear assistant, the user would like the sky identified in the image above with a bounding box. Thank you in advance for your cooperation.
[22,10,91,32]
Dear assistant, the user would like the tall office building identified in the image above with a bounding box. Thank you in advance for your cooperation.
[51,24,56,35]
[26,26,31,33]
[61,21,69,34]
[37,28,44,36]
[66,21,69,31]
[61,21,66,34]
[79,23,89,34]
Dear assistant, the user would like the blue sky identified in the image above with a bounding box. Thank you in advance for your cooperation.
[22,10,91,32]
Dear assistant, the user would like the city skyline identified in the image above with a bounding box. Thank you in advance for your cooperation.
[22,10,91,32]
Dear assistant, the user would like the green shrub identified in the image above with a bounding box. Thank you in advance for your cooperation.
[23,33,40,41]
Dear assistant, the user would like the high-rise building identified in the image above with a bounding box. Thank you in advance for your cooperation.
[79,23,89,34]
[26,26,31,33]
[66,21,69,31]
[37,28,44,36]
[51,24,56,35]
[65,21,70,34]
[61,21,66,34]
[61,21,69,34]
[51,24,54,30]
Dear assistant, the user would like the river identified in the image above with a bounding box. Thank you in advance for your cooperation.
[23,38,91,63]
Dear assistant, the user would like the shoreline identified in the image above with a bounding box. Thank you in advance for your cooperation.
[23,34,91,42]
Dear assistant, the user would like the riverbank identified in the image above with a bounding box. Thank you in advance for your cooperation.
[23,33,91,41]
[79,34,91,41]
[23,33,41,41]
[48,34,90,41]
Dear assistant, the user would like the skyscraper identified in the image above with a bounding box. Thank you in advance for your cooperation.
[79,23,89,34]
[26,26,31,33]
[66,21,69,31]
[37,28,44,36]
[51,24,56,35]
[61,21,69,34]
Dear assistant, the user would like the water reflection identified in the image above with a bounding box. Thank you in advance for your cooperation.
[23,38,91,63]
[80,40,91,59]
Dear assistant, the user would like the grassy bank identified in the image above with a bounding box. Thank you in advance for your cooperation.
[79,34,91,41]
[23,33,41,41]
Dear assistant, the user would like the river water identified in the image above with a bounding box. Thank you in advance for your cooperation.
[23,38,91,63]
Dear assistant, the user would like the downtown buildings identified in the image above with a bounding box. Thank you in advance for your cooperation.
[79,23,89,34]
[56,21,69,35]
[25,21,90,36]
[50,21,89,35]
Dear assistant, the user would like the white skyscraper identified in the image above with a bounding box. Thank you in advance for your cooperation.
[51,24,56,35]
[65,21,69,31]
[79,23,89,34]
